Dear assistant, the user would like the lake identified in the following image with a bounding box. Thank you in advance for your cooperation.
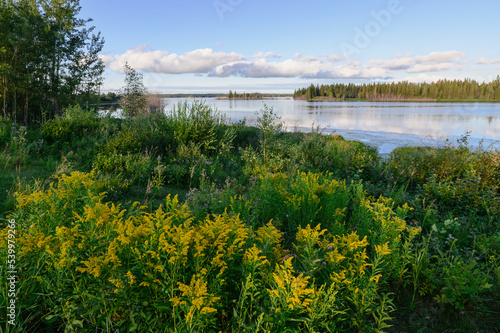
[163,97,500,154]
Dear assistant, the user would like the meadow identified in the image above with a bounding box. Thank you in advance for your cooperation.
[0,102,499,332]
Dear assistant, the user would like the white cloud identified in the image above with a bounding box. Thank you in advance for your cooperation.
[252,52,275,59]
[414,51,465,64]
[476,57,500,64]
[106,45,244,74]
[99,54,114,67]
[366,57,414,70]
[326,54,348,62]
[365,51,466,74]
[102,47,475,80]
[209,58,390,79]
[402,74,444,83]
[395,52,413,57]
[408,63,454,73]
[105,46,377,79]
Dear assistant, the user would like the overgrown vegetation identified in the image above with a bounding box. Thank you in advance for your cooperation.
[0,102,499,332]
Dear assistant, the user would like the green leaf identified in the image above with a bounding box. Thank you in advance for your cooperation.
[152,302,171,310]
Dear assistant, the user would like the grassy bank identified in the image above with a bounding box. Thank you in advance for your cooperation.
[1,102,499,332]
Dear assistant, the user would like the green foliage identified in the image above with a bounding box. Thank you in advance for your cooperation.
[0,118,12,146]
[185,177,247,221]
[0,0,105,124]
[42,106,100,144]
[254,104,284,164]
[241,144,294,177]
[255,104,284,135]
[100,115,175,156]
[93,152,154,185]
[430,252,493,310]
[232,125,261,149]
[250,172,350,245]
[352,192,410,253]
[2,172,406,332]
[119,63,148,118]
[9,124,29,165]
[166,100,235,155]
[384,139,500,231]
[292,133,379,180]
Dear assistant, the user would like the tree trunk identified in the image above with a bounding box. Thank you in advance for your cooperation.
[2,78,6,119]
[24,92,29,126]
[13,89,16,124]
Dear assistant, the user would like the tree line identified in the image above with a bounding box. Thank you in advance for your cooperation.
[228,90,263,100]
[0,0,105,125]
[294,77,500,101]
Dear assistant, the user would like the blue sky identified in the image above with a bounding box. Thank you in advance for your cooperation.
[79,0,500,93]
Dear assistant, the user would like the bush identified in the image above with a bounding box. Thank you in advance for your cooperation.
[249,172,350,242]
[232,125,261,149]
[100,114,175,156]
[291,133,379,180]
[42,106,100,144]
[93,152,154,184]
[386,144,499,190]
[166,100,235,155]
[386,143,500,228]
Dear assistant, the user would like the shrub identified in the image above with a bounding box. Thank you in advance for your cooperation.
[291,133,379,180]
[323,134,379,180]
[386,144,499,190]
[166,100,235,155]
[385,142,500,234]
[93,152,154,184]
[250,171,351,242]
[100,115,175,156]
[241,144,295,178]
[422,248,494,311]
[185,177,248,221]
[232,126,261,149]
[42,106,100,144]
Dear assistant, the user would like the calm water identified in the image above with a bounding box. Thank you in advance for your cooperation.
[165,98,500,154]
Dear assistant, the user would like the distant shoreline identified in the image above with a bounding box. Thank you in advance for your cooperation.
[159,95,500,103]
[294,96,500,103]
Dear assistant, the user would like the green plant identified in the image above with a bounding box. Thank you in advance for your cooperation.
[119,63,148,118]
[93,151,154,184]
[254,104,284,163]
[42,106,100,145]
[10,125,29,167]
[431,250,493,311]
[167,100,235,155]
[0,118,12,146]
[145,158,167,201]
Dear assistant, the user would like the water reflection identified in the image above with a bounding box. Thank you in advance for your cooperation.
[166,98,500,153]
